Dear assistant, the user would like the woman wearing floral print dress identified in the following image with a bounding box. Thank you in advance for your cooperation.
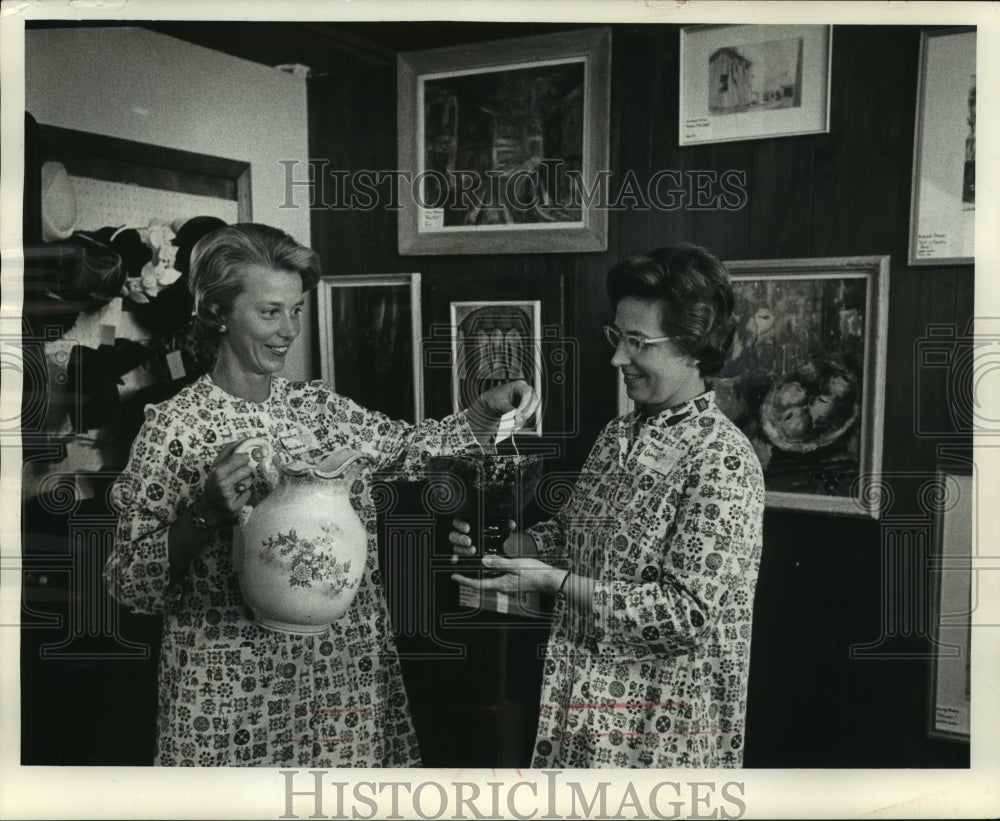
[452,244,764,768]
[106,223,538,767]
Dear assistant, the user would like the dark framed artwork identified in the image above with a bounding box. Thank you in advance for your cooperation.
[422,269,573,444]
[909,27,976,265]
[316,274,423,424]
[708,256,890,517]
[449,300,543,436]
[397,27,611,255]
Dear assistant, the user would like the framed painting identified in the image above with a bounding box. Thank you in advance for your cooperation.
[679,23,832,146]
[708,256,890,517]
[316,274,423,423]
[397,27,611,255]
[909,27,976,265]
[449,300,543,436]
[927,466,973,742]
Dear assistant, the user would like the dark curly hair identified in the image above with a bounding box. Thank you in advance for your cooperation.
[606,243,737,377]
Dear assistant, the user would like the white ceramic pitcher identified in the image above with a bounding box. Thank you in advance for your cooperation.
[232,438,369,635]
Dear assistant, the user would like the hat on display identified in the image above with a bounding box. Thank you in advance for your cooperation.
[40,161,77,242]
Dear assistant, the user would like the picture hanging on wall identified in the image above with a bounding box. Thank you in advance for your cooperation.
[679,23,832,146]
[316,274,424,424]
[927,465,973,742]
[449,300,543,435]
[909,27,976,265]
[706,256,890,517]
[397,27,611,255]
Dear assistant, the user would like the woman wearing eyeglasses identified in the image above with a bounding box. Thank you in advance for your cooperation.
[451,243,765,768]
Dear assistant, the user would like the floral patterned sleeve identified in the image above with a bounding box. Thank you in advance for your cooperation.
[292,381,481,476]
[105,407,193,616]
[593,431,765,656]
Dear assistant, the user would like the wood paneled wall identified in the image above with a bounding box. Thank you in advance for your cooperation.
[308,23,972,767]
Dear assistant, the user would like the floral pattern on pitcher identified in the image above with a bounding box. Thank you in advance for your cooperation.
[259,527,358,599]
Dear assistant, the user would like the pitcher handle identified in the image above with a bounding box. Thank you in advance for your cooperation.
[231,504,254,573]
[315,448,373,478]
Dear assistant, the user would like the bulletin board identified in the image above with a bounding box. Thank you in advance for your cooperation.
[37,124,252,218]
[70,177,238,232]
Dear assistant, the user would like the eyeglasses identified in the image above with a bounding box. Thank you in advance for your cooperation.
[602,325,673,355]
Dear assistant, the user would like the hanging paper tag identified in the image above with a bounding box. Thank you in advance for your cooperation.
[99,324,117,347]
[494,409,518,444]
[166,350,186,381]
[102,296,123,327]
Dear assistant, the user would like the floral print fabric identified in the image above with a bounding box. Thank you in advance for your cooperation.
[106,374,477,767]
[528,392,764,768]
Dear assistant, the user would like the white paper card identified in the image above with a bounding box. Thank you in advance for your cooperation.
[495,409,518,444]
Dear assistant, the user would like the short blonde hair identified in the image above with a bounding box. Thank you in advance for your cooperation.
[188,223,321,333]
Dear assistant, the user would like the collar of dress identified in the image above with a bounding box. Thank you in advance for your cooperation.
[617,390,717,466]
[626,390,716,431]
[194,372,286,409]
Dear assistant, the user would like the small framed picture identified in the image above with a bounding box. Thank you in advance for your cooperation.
[316,273,423,423]
[679,24,833,146]
[449,300,543,435]
[909,27,976,265]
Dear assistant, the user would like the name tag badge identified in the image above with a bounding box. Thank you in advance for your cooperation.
[635,439,683,476]
[278,430,309,457]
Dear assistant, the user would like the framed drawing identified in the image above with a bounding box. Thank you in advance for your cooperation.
[679,24,832,146]
[316,274,423,423]
[397,27,611,255]
[707,256,890,517]
[450,300,543,436]
[927,466,973,742]
[909,27,976,265]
